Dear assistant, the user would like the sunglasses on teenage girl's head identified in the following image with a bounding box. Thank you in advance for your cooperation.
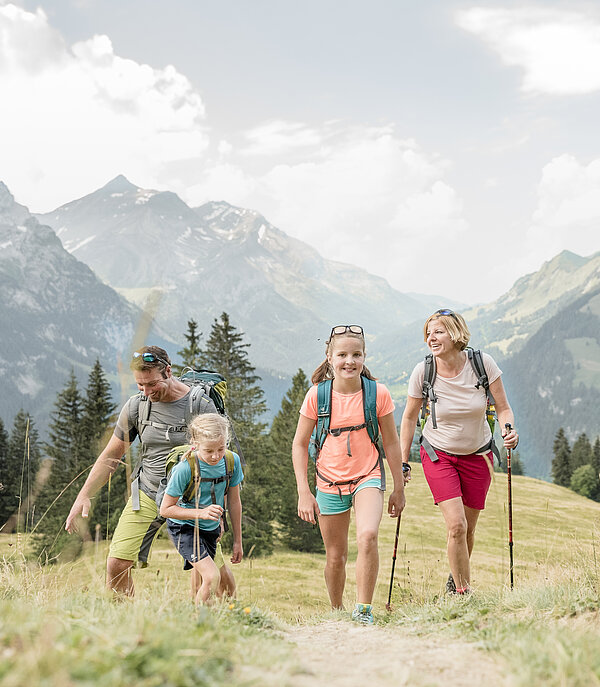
[132,351,170,366]
[330,325,364,338]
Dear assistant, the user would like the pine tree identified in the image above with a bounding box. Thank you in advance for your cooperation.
[0,418,11,528]
[497,447,525,476]
[33,371,88,561]
[0,412,41,533]
[173,319,204,375]
[80,360,125,540]
[571,433,592,471]
[592,437,600,477]
[270,369,323,552]
[551,427,572,487]
[202,312,273,555]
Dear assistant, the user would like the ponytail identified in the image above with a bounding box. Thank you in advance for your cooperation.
[311,359,333,385]
[361,365,377,381]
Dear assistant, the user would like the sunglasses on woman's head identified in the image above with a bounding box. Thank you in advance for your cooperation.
[330,325,364,338]
[433,309,458,319]
[132,351,170,366]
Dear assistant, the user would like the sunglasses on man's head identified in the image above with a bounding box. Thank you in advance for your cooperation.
[330,325,364,338]
[132,351,170,366]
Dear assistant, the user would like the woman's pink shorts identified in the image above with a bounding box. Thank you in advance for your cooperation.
[420,446,493,510]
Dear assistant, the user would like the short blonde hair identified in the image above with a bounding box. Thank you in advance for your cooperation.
[187,413,229,446]
[423,310,470,350]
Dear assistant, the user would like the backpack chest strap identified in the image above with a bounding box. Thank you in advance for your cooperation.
[327,422,368,457]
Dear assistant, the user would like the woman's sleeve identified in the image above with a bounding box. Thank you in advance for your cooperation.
[407,362,425,399]
[482,352,502,385]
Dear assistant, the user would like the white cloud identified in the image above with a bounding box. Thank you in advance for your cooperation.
[457,7,600,94]
[0,4,209,210]
[184,125,470,296]
[242,120,324,156]
[527,154,600,256]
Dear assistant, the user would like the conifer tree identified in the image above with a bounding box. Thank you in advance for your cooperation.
[270,370,323,552]
[570,433,592,471]
[592,437,600,478]
[81,360,125,539]
[551,427,572,487]
[0,418,11,528]
[34,371,88,561]
[0,412,41,533]
[173,319,204,375]
[497,447,525,476]
[202,312,273,555]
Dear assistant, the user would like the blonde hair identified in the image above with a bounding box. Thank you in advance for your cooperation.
[185,413,230,456]
[311,329,376,384]
[423,310,470,350]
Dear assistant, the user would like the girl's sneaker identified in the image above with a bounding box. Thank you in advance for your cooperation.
[351,603,374,625]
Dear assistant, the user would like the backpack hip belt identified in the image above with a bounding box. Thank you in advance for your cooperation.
[420,434,496,463]
[316,454,383,500]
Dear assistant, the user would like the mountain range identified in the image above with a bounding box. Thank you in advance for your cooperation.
[0,175,597,478]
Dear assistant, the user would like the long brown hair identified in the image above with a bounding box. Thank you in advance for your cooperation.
[311,330,376,384]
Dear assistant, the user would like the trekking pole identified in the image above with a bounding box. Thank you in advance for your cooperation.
[386,513,402,611]
[505,423,514,589]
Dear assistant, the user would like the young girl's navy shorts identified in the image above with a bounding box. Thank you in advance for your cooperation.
[166,520,220,570]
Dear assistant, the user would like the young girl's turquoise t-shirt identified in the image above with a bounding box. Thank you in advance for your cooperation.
[164,452,243,529]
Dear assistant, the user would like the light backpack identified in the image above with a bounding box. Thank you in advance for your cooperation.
[155,444,236,528]
[308,376,386,497]
[419,348,499,464]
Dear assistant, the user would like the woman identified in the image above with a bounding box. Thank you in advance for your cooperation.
[292,324,406,623]
[400,309,518,594]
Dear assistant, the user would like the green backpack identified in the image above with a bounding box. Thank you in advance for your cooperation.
[155,444,236,513]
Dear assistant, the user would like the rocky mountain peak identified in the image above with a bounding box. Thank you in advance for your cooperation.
[100,174,138,194]
[0,181,31,226]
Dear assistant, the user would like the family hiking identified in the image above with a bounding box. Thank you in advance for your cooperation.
[65,309,519,621]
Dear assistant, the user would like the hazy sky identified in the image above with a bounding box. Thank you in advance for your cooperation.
[1,0,599,303]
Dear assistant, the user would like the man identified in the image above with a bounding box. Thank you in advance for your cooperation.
[66,345,216,596]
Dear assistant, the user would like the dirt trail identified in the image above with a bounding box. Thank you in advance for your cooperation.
[285,620,508,687]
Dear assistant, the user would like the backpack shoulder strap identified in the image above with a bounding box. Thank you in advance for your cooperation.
[315,379,333,451]
[185,384,215,422]
[467,349,495,403]
[361,376,379,444]
[421,354,438,428]
[182,450,201,503]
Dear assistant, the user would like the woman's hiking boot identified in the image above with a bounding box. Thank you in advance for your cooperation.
[352,603,374,625]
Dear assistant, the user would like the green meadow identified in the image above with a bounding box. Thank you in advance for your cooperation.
[2,463,600,686]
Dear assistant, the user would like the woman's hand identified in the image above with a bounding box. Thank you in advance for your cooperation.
[501,425,519,450]
[297,491,320,524]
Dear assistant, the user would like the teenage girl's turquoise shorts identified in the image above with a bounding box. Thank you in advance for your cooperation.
[316,478,382,515]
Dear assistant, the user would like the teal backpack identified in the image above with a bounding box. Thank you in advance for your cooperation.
[308,376,386,497]
[419,348,500,464]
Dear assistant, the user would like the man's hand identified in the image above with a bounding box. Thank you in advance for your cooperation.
[65,495,91,533]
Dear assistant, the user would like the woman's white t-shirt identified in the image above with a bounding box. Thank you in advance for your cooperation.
[407,351,502,455]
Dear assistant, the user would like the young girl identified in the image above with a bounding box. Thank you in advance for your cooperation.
[160,413,243,605]
[292,325,406,624]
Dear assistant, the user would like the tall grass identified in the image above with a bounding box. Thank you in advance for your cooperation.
[2,464,600,685]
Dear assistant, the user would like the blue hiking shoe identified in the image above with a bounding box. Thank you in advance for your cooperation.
[352,603,374,625]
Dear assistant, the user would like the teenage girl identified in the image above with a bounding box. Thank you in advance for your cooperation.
[292,325,406,624]
[160,413,243,605]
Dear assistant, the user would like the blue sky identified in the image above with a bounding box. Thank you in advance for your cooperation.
[1,0,599,303]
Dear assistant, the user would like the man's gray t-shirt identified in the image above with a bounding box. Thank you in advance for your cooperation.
[114,392,215,499]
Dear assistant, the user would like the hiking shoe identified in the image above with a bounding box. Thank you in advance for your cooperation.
[446,573,456,594]
[352,603,374,625]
